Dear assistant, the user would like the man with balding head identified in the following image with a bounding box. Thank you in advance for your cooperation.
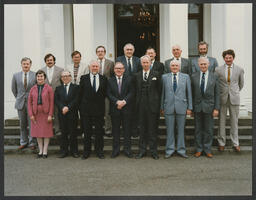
[164,44,191,75]
[134,55,162,159]
[161,60,192,159]
[191,57,220,158]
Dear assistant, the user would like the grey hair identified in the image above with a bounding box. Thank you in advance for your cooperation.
[172,44,181,50]
[21,57,32,64]
[170,60,181,67]
[198,57,210,64]
[89,60,100,67]
[61,70,72,76]
[140,55,151,62]
[123,43,135,51]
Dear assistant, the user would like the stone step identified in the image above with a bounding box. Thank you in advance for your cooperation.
[4,125,252,136]
[4,145,252,154]
[4,116,252,127]
[4,134,252,147]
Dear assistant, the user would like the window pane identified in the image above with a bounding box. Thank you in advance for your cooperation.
[188,19,199,56]
[188,4,200,14]
[117,5,134,17]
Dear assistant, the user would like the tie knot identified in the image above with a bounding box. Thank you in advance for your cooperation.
[94,75,96,78]
[174,73,177,76]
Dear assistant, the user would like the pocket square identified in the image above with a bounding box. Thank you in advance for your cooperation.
[152,77,157,80]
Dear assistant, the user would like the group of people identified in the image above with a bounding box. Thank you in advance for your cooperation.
[11,41,244,160]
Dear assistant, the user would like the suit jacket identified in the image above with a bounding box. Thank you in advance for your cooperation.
[161,72,193,115]
[41,65,64,92]
[99,58,115,79]
[164,57,191,75]
[79,74,107,116]
[191,71,220,113]
[134,70,162,114]
[190,56,218,73]
[65,62,89,85]
[28,84,54,117]
[54,83,79,118]
[215,64,244,105]
[11,71,36,110]
[151,60,164,75]
[116,55,141,76]
[107,75,134,116]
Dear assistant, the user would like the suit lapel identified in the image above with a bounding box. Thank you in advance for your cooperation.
[204,72,212,94]
[120,75,126,95]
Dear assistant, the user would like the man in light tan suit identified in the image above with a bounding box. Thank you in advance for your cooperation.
[215,49,244,152]
[41,53,64,135]
[96,45,114,137]
[65,51,89,85]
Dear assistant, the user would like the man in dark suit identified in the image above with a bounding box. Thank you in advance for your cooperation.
[79,60,108,159]
[190,41,218,73]
[191,57,220,158]
[134,55,162,160]
[107,62,135,158]
[164,44,191,75]
[116,43,142,138]
[55,71,80,158]
[146,47,164,75]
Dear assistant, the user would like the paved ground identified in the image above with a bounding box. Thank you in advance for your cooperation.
[4,151,252,196]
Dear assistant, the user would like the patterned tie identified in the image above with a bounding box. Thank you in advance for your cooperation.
[227,66,231,84]
[128,58,132,74]
[144,72,148,81]
[93,75,96,92]
[173,73,177,92]
[200,72,205,95]
[24,72,27,89]
[118,77,122,94]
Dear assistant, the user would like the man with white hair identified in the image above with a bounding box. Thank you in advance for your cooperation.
[161,60,192,159]
[134,55,162,159]
[191,57,220,158]
[164,44,191,75]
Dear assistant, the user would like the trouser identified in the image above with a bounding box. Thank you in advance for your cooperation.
[104,98,111,132]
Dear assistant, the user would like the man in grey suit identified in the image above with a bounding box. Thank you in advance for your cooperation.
[161,60,192,158]
[164,44,191,75]
[41,53,64,135]
[191,57,220,158]
[11,57,36,150]
[116,43,142,137]
[96,45,115,136]
[215,49,244,152]
[190,41,218,73]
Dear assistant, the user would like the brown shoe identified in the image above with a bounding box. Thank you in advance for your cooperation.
[194,152,202,158]
[233,146,241,152]
[18,144,28,150]
[206,153,213,158]
[218,146,225,152]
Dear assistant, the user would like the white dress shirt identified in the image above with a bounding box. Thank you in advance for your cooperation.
[199,70,209,91]
[225,64,233,81]
[142,70,150,81]
[90,73,99,92]
[46,66,55,84]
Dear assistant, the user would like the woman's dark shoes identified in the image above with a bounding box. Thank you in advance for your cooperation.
[42,154,48,159]
[37,153,43,158]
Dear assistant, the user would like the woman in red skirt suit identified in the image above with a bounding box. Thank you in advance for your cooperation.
[28,70,54,158]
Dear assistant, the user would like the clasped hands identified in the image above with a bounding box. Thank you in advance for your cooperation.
[116,100,126,110]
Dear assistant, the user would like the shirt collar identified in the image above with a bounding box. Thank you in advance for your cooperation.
[98,58,105,62]
[125,56,133,61]
[200,70,209,76]
[172,57,181,60]
[116,75,123,80]
[225,64,233,68]
[172,72,179,76]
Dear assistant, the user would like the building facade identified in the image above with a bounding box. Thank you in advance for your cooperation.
[4,3,252,119]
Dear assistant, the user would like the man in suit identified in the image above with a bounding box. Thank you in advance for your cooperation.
[146,47,164,75]
[107,62,134,158]
[96,45,115,137]
[190,41,218,73]
[65,50,89,85]
[116,43,142,138]
[191,57,220,158]
[79,60,108,159]
[134,55,162,160]
[41,53,64,135]
[11,57,37,150]
[164,44,191,75]
[55,71,80,158]
[215,49,244,152]
[161,60,192,158]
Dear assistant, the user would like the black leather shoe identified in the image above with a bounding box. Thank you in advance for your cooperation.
[152,153,159,160]
[135,153,146,159]
[37,153,43,158]
[164,153,173,159]
[81,153,90,160]
[97,153,105,159]
[124,152,133,158]
[42,154,48,159]
[58,153,68,158]
[111,152,119,158]
[178,153,188,158]
[72,153,80,158]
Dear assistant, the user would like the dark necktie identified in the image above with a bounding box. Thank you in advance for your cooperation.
[128,58,132,74]
[93,75,96,92]
[24,72,27,89]
[200,72,205,94]
[173,73,177,92]
[118,77,122,94]
[144,72,148,81]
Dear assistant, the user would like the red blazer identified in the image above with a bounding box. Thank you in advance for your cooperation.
[28,84,54,117]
